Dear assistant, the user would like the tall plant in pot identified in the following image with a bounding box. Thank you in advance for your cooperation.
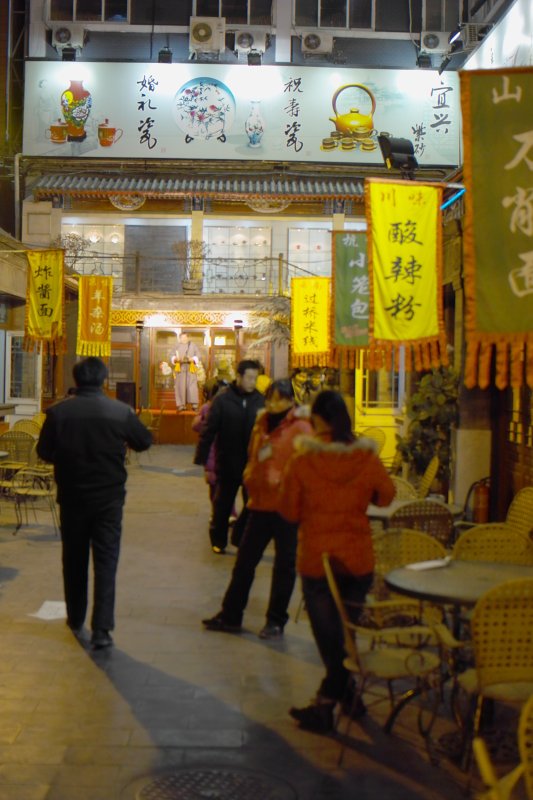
[397,366,459,489]
[174,239,208,294]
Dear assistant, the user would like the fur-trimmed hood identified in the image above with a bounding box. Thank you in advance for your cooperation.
[254,404,311,423]
[293,434,378,455]
[288,434,381,490]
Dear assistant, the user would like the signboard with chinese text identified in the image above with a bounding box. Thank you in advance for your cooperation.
[461,67,533,389]
[365,179,447,372]
[291,277,331,367]
[23,62,460,166]
[332,231,369,366]
[77,275,112,357]
[25,250,65,353]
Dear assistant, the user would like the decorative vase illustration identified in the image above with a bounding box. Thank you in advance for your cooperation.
[60,80,92,142]
[245,100,265,148]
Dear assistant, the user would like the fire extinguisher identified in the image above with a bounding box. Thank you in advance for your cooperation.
[473,479,490,523]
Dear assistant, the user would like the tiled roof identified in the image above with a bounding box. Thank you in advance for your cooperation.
[32,173,365,201]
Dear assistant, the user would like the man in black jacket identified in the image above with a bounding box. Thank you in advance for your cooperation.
[194,359,264,554]
[37,357,152,649]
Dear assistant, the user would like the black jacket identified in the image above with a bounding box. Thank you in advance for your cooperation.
[37,387,152,506]
[194,382,265,481]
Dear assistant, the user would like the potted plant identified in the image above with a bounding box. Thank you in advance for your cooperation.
[174,239,208,294]
[397,366,459,491]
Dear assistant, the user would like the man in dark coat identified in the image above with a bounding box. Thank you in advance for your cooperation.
[37,357,152,649]
[194,359,264,554]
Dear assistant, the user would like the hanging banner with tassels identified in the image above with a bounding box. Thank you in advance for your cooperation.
[291,277,331,367]
[25,249,65,353]
[365,178,448,372]
[460,67,533,389]
[77,275,113,356]
[331,231,369,369]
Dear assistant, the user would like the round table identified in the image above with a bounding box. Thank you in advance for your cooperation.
[385,559,533,607]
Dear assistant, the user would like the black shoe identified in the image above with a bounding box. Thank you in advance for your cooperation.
[258,623,284,640]
[202,613,242,633]
[341,694,367,719]
[91,629,114,649]
[289,702,335,733]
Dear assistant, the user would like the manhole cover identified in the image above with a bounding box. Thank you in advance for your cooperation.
[129,768,297,800]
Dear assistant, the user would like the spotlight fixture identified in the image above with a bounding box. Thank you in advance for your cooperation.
[378,135,418,179]
[247,50,261,66]
[158,46,172,63]
[61,45,77,61]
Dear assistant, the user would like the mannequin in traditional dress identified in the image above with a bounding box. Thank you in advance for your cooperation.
[170,333,201,411]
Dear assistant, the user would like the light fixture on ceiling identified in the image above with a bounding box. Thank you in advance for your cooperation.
[377,135,418,179]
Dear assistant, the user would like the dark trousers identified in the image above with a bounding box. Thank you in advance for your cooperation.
[209,475,247,549]
[302,571,373,702]
[60,500,124,632]
[221,510,298,627]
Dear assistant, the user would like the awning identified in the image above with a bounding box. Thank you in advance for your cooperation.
[31,173,366,203]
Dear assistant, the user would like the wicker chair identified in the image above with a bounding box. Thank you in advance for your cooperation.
[31,412,46,428]
[0,430,36,471]
[417,455,440,499]
[451,578,533,772]
[358,426,387,455]
[391,475,419,500]
[473,692,533,800]
[11,467,59,536]
[388,500,455,548]
[323,552,442,765]
[372,527,447,603]
[12,419,41,438]
[453,525,533,566]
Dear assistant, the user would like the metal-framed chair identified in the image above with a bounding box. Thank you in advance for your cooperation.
[322,552,442,765]
[473,691,533,800]
[11,467,59,536]
[453,525,533,566]
[451,578,533,772]
[388,500,455,549]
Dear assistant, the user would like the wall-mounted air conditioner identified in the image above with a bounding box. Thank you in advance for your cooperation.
[235,30,267,54]
[49,23,86,50]
[189,17,226,53]
[301,32,334,55]
[419,31,451,55]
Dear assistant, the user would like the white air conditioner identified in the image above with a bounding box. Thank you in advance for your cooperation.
[420,31,451,55]
[301,32,334,55]
[189,16,226,53]
[235,30,267,54]
[49,23,86,50]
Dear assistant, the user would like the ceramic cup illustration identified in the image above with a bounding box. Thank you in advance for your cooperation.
[98,119,123,147]
[46,120,68,144]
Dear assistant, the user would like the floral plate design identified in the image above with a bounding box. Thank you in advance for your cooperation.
[174,78,236,143]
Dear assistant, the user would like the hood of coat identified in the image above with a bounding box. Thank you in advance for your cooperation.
[254,404,310,426]
[292,434,380,487]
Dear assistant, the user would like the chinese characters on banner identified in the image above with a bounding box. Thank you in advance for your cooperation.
[76,276,113,357]
[412,79,455,159]
[291,277,331,367]
[460,68,533,389]
[365,179,447,371]
[137,73,159,150]
[331,231,369,368]
[24,250,65,353]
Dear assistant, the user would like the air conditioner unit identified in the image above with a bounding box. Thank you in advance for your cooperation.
[420,31,451,55]
[301,31,334,55]
[189,16,226,53]
[235,30,267,54]
[50,23,86,50]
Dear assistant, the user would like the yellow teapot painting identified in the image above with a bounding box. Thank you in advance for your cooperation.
[329,84,376,136]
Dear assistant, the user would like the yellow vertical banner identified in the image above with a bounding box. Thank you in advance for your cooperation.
[76,275,113,356]
[291,277,331,367]
[365,178,448,372]
[25,249,65,353]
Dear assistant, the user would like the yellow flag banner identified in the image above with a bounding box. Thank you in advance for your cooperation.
[77,275,113,356]
[291,277,331,367]
[365,178,447,372]
[24,249,65,353]
[460,68,533,389]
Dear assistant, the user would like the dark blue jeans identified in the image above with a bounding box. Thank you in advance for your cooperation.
[221,510,298,627]
[60,500,123,632]
[302,571,373,702]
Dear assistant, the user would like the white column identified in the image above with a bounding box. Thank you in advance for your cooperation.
[273,0,292,63]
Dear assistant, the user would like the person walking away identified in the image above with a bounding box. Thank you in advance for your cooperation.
[277,390,395,733]
[37,357,152,649]
[202,379,313,638]
[194,359,265,555]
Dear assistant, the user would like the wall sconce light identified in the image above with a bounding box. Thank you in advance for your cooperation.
[247,50,261,66]
[135,319,145,333]
[158,47,173,63]
[378,135,418,179]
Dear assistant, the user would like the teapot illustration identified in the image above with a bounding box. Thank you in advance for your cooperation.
[329,84,376,136]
